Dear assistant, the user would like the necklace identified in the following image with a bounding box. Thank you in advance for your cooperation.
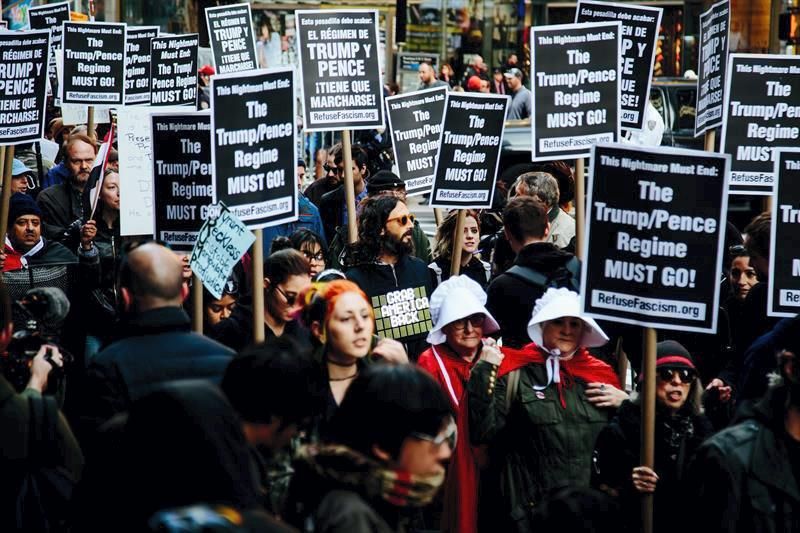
[326,355,357,368]
[329,371,359,382]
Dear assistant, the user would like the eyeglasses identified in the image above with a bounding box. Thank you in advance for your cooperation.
[451,313,486,331]
[657,368,696,384]
[386,214,416,226]
[411,419,457,450]
[273,284,297,306]
[302,250,325,262]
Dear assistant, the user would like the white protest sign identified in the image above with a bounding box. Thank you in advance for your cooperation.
[190,204,255,299]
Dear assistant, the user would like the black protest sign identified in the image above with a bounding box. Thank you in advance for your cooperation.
[125,26,159,105]
[768,149,800,317]
[211,68,298,229]
[721,54,800,196]
[385,86,446,196]
[150,34,198,107]
[0,30,50,144]
[576,0,662,130]
[581,143,730,333]
[397,52,439,93]
[531,22,620,161]
[61,22,126,105]
[205,3,257,74]
[695,0,729,137]
[28,2,69,103]
[152,113,214,252]
[429,92,508,209]
[371,287,433,342]
[295,10,384,131]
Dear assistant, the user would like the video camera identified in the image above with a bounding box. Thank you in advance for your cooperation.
[0,287,73,391]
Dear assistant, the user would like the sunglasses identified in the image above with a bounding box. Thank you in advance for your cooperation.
[324,164,344,175]
[657,368,696,384]
[386,214,416,226]
[273,284,298,306]
[451,313,486,331]
[411,419,457,451]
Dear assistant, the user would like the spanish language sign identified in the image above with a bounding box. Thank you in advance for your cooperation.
[211,67,298,229]
[575,0,662,130]
[386,86,446,196]
[125,26,158,105]
[695,0,729,136]
[205,3,257,74]
[429,92,509,209]
[0,30,50,144]
[28,2,69,102]
[295,10,384,131]
[530,21,620,161]
[721,54,800,196]
[371,286,433,342]
[190,204,255,300]
[152,112,214,252]
[768,148,800,317]
[61,21,126,105]
[580,143,730,333]
[150,34,198,107]
[397,52,439,93]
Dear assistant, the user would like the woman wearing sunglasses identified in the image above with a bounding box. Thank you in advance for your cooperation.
[467,287,623,532]
[591,340,713,533]
[417,275,500,533]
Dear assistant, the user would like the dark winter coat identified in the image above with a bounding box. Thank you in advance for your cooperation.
[36,181,91,246]
[428,256,491,290]
[485,242,576,348]
[209,300,313,354]
[592,400,713,533]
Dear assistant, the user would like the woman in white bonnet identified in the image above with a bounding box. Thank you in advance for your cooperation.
[466,287,627,531]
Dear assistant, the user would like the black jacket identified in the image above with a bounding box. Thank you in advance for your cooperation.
[485,242,575,348]
[687,387,800,533]
[592,400,713,533]
[82,307,234,432]
[319,184,346,246]
[209,300,313,354]
[428,256,491,290]
[36,181,91,246]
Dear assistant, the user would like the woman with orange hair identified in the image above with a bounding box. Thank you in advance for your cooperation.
[300,280,408,422]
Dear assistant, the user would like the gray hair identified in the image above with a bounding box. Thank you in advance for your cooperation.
[511,171,560,207]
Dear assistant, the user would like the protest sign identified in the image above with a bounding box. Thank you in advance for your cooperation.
[575,0,662,130]
[530,21,620,161]
[28,2,69,104]
[695,0,729,137]
[118,105,184,236]
[125,26,158,105]
[0,30,50,144]
[205,3,257,74]
[397,52,439,94]
[61,103,110,125]
[295,10,384,131]
[371,286,433,342]
[150,34,198,107]
[190,204,255,300]
[211,67,298,229]
[768,148,800,317]
[385,86,446,196]
[429,92,509,209]
[580,143,730,333]
[721,54,800,196]
[152,112,214,251]
[61,21,126,105]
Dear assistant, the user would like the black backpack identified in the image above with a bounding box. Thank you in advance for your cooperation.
[14,395,77,532]
[504,256,581,293]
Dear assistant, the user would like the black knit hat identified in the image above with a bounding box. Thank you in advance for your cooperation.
[8,192,42,227]
[656,340,696,370]
[366,170,405,195]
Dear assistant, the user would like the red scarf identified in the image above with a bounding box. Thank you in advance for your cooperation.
[445,343,619,533]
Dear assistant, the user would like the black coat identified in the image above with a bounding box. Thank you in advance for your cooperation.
[592,400,713,533]
[208,301,313,354]
[485,242,575,348]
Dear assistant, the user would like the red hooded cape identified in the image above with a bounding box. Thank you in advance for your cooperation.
[443,343,620,533]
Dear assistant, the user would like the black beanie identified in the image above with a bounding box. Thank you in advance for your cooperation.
[366,170,405,195]
[655,340,695,370]
[8,192,42,227]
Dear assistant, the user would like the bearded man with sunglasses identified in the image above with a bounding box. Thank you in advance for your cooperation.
[344,193,433,361]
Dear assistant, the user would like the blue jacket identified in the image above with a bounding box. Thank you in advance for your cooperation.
[261,194,326,258]
[42,162,69,190]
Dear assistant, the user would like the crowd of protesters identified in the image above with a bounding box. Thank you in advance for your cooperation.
[1,63,799,533]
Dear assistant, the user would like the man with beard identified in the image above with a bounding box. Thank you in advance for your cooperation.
[688,345,800,532]
[343,193,433,361]
[37,134,97,247]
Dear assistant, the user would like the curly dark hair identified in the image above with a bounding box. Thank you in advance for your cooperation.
[343,193,401,266]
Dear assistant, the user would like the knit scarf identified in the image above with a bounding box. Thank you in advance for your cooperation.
[3,236,44,272]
